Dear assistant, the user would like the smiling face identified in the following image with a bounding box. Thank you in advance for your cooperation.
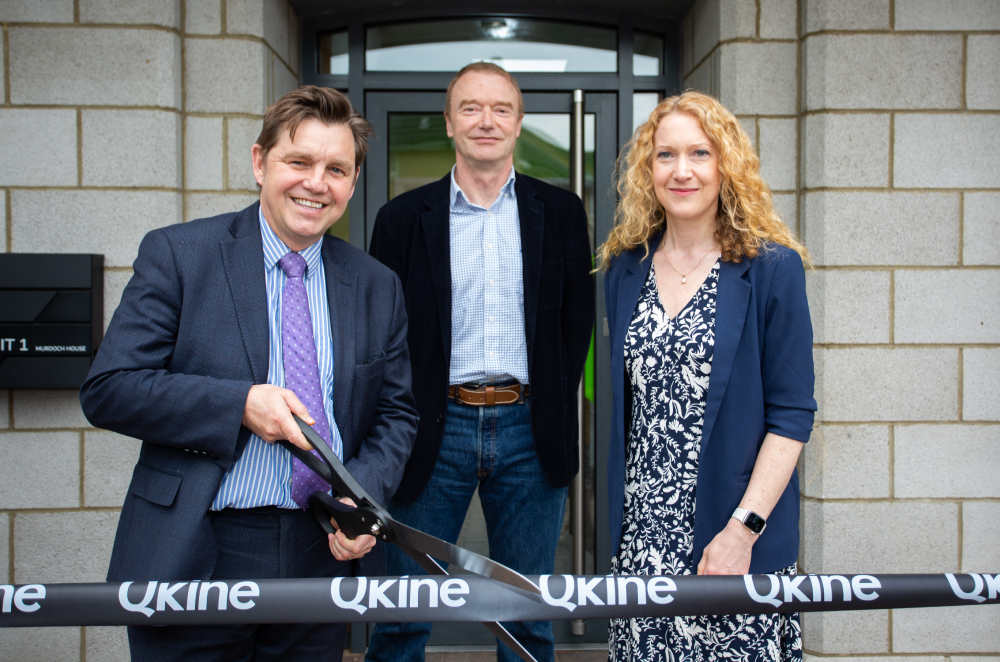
[651,111,722,227]
[251,118,358,252]
[445,71,523,170]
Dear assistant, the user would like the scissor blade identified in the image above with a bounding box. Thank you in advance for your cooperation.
[483,621,539,662]
[391,520,541,596]
[398,547,539,662]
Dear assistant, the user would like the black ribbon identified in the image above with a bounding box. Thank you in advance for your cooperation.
[1,573,997,627]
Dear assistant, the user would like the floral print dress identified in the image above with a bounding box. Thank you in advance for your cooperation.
[609,262,802,662]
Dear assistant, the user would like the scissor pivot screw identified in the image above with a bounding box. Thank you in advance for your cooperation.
[370,523,381,536]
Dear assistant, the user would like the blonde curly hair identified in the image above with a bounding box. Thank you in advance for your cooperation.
[596,91,809,270]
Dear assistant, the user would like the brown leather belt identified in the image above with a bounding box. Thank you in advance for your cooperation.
[448,383,529,406]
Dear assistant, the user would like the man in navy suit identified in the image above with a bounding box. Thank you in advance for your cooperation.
[80,86,418,661]
[365,63,594,662]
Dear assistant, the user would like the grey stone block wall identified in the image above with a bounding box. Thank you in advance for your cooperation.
[684,0,1000,656]
[0,2,298,658]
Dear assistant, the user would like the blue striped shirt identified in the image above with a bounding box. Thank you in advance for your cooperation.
[211,207,342,511]
[448,166,529,385]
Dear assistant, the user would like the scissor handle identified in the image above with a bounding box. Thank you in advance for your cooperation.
[308,492,391,542]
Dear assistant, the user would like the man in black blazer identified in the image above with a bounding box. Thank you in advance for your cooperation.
[365,63,594,662]
[80,87,418,661]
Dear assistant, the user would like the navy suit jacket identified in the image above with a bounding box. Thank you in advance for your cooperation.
[369,173,595,503]
[80,203,418,582]
[605,236,816,573]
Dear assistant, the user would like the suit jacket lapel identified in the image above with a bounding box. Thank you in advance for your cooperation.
[420,175,453,362]
[220,202,269,384]
[516,176,544,350]
[699,257,751,456]
[322,237,356,444]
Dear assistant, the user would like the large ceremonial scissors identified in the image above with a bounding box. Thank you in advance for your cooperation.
[278,415,541,662]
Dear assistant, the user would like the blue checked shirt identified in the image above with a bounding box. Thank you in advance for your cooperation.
[211,207,342,511]
[449,166,529,385]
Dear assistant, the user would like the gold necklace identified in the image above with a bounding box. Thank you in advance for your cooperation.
[661,244,718,284]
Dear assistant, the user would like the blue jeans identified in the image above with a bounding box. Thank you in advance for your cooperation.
[366,398,568,662]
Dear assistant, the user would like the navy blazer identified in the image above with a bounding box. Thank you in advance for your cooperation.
[605,235,816,573]
[370,173,595,502]
[80,203,418,582]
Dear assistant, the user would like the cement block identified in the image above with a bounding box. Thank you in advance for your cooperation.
[719,42,798,115]
[0,0,73,23]
[965,193,1000,266]
[11,190,182,268]
[800,611,889,654]
[964,348,1000,421]
[895,269,1000,343]
[1,192,6,253]
[272,52,300,105]
[0,391,8,428]
[895,424,1000,498]
[963,502,1000,572]
[0,514,8,583]
[227,0,291,60]
[803,191,959,266]
[14,511,119,583]
[801,425,890,499]
[815,348,958,421]
[896,0,1000,30]
[185,37,267,114]
[804,656,942,662]
[228,117,262,191]
[13,390,92,429]
[80,0,181,28]
[103,270,133,333]
[186,0,222,34]
[805,0,890,31]
[759,0,797,39]
[0,628,81,662]
[84,430,142,508]
[895,114,1000,189]
[807,270,891,344]
[86,626,130,662]
[802,501,958,573]
[893,605,1000,652]
[9,27,181,108]
[771,192,797,230]
[1,30,5,106]
[804,34,963,111]
[683,49,718,98]
[185,116,224,190]
[82,110,182,188]
[0,432,79,509]
[804,113,890,188]
[0,109,78,187]
[968,36,1000,110]
[758,118,797,192]
[690,0,758,65]
[185,192,260,222]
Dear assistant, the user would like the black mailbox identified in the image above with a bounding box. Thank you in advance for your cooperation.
[0,254,104,389]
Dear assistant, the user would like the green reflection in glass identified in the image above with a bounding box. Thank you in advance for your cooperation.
[326,203,351,242]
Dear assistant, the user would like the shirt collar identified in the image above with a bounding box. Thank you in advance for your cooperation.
[259,205,324,277]
[449,165,517,211]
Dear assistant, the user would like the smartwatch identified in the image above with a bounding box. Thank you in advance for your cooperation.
[732,507,766,535]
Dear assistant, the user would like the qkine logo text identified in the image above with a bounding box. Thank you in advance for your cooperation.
[1,585,46,613]
[542,575,676,612]
[118,581,260,617]
[946,573,1000,603]
[332,577,470,615]
[744,574,881,607]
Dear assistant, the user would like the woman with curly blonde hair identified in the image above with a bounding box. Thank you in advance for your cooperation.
[601,91,815,661]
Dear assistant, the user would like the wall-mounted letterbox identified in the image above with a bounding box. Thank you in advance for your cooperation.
[0,254,104,389]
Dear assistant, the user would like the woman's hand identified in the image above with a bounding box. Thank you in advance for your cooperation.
[696,517,757,575]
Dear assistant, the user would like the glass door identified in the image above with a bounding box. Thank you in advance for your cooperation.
[361,90,616,647]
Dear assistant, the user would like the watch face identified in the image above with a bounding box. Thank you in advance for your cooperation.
[745,512,766,534]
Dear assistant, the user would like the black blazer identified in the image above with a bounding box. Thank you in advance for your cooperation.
[370,173,595,503]
[80,203,418,581]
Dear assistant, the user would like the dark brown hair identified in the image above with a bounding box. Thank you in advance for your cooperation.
[444,62,524,117]
[255,86,375,168]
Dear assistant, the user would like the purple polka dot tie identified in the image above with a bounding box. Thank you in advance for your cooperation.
[278,251,334,510]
